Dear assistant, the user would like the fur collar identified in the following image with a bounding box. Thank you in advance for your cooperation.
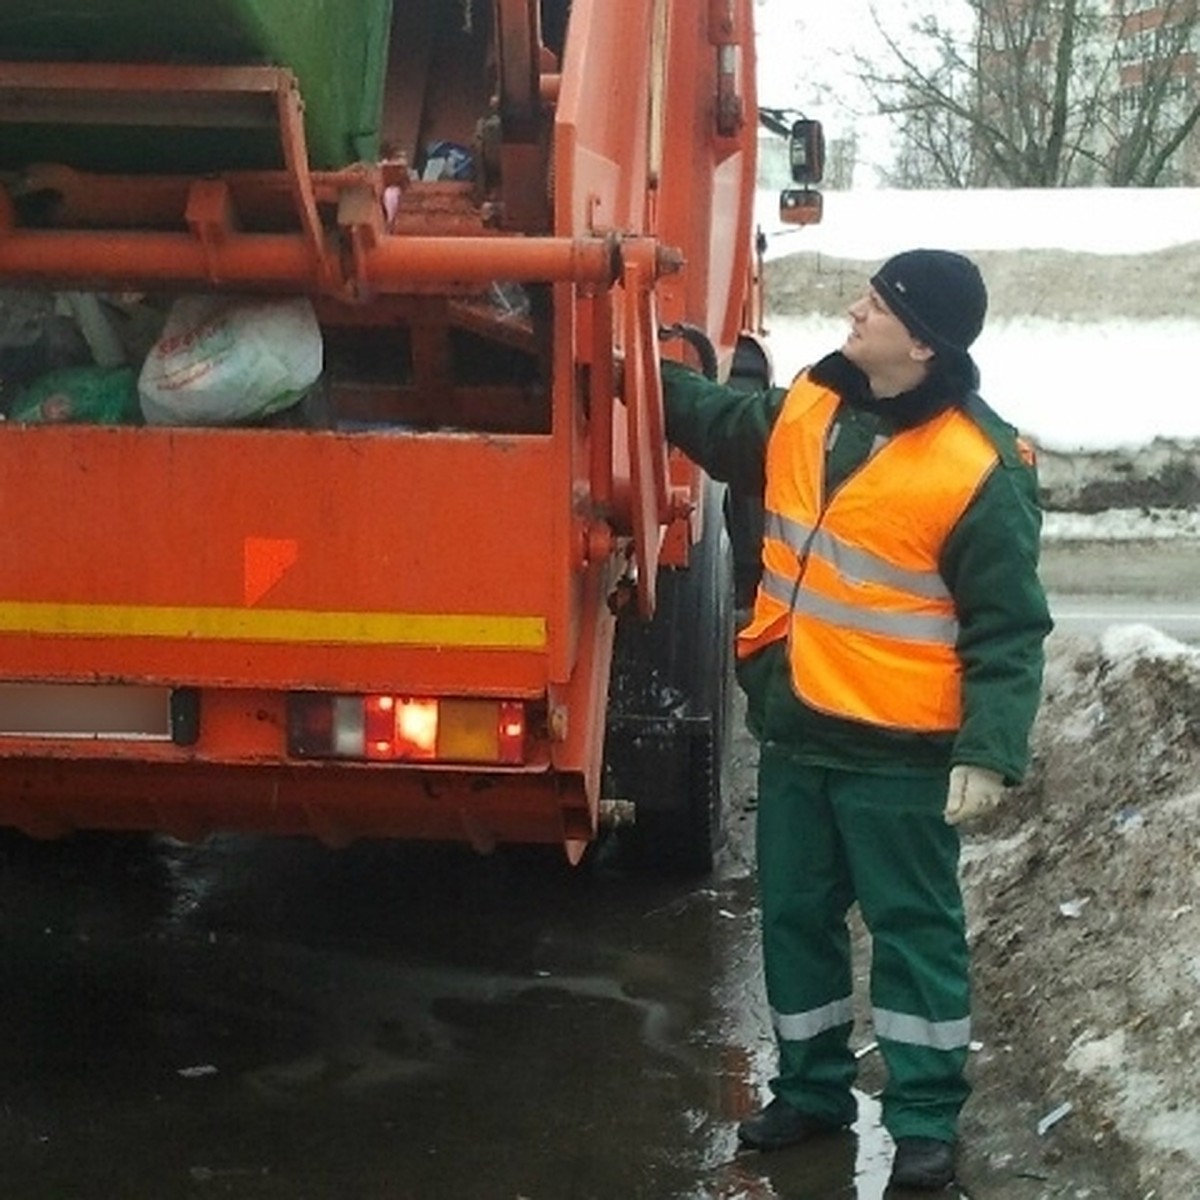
[808,351,976,430]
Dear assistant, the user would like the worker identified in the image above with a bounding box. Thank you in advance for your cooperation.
[661,249,1052,1191]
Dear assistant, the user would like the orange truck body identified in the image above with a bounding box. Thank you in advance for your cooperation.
[0,0,761,864]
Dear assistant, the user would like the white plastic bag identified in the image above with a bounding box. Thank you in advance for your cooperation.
[138,295,322,426]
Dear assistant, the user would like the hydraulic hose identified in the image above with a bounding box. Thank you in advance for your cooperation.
[658,323,718,381]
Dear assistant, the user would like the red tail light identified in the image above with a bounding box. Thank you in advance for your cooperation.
[288,694,528,765]
[497,701,526,765]
[391,698,438,760]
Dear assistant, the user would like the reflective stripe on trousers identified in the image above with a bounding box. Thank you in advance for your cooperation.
[772,1003,971,1053]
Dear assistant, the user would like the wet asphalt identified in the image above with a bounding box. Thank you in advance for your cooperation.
[0,809,925,1200]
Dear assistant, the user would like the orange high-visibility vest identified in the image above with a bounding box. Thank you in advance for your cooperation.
[736,374,999,732]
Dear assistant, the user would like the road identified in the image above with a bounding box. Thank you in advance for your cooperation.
[1049,595,1200,642]
[0,744,1126,1200]
[0,832,705,1197]
[3,818,833,1200]
[1041,538,1200,643]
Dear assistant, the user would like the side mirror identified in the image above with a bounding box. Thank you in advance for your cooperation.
[779,187,823,226]
[789,118,825,185]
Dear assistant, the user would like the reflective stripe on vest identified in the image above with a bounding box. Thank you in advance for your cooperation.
[736,375,999,732]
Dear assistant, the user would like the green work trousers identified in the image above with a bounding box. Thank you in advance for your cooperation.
[756,745,971,1143]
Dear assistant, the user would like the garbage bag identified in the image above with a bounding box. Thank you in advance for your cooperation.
[10,365,141,424]
[138,295,323,426]
[421,141,474,181]
[0,289,91,393]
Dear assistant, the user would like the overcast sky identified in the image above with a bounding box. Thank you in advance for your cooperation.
[755,0,870,104]
[754,1,971,183]
[754,0,893,180]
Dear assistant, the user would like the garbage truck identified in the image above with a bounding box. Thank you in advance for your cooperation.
[0,0,820,873]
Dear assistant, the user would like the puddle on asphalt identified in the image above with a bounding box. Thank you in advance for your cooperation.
[0,831,970,1200]
[695,1088,969,1199]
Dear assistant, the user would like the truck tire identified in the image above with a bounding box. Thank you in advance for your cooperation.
[602,474,735,876]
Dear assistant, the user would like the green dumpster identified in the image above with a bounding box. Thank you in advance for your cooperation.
[0,0,395,171]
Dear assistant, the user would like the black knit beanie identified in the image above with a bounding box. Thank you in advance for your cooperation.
[870,249,988,356]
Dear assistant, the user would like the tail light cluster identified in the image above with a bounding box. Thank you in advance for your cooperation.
[287,694,527,765]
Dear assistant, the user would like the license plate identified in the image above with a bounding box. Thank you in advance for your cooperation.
[0,683,173,739]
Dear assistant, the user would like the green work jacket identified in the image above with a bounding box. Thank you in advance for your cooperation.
[662,352,1053,783]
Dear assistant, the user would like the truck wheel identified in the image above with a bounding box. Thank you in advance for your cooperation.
[602,475,735,876]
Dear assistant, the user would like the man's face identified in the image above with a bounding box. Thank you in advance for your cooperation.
[842,286,932,379]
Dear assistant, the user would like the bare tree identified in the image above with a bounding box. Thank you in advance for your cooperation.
[859,0,1200,187]
[824,131,861,190]
[1107,0,1200,183]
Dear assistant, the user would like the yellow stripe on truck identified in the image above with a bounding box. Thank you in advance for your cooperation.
[0,602,547,651]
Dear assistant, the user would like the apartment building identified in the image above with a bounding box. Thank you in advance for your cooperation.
[971,0,1198,184]
[1113,1,1199,182]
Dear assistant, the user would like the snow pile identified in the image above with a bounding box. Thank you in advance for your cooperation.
[755,187,1200,259]
[759,189,1200,451]
[765,307,1200,451]
[1036,438,1200,515]
[1043,509,1200,541]
[961,628,1200,1195]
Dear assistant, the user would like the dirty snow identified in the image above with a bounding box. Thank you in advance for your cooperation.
[1042,508,1200,542]
[965,629,1200,1195]
[758,188,1200,453]
[760,188,1200,1195]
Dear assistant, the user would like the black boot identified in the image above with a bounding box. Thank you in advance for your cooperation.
[736,1097,843,1152]
[889,1137,956,1189]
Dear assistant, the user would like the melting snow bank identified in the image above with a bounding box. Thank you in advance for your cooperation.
[761,313,1200,456]
[755,188,1200,259]
[763,238,1200,452]
[961,627,1200,1195]
[1037,439,1200,515]
[1042,508,1200,541]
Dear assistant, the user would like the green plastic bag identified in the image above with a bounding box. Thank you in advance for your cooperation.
[10,365,142,425]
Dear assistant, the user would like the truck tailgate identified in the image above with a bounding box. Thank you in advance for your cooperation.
[0,424,558,695]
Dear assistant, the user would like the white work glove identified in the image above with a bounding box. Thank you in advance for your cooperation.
[944,765,1005,826]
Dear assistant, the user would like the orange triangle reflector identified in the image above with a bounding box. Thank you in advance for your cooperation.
[244,537,299,607]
